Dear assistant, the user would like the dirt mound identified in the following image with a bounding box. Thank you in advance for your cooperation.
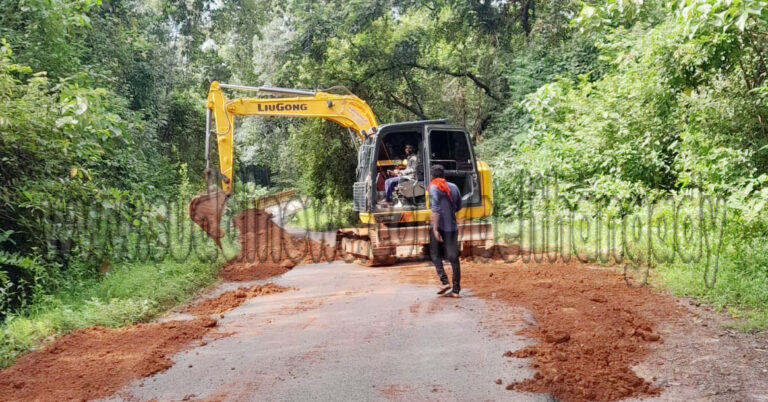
[221,208,337,281]
[183,283,293,315]
[219,260,293,282]
[0,317,217,402]
[400,257,683,402]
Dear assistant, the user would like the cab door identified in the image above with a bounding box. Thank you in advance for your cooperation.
[424,126,482,206]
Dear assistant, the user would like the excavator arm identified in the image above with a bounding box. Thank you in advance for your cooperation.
[207,81,378,191]
[190,81,378,246]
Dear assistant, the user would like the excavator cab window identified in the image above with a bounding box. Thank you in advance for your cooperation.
[376,131,420,162]
[372,130,426,209]
[356,137,374,182]
[426,127,481,206]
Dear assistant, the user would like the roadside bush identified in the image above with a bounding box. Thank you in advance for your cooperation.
[0,44,175,315]
[490,1,768,328]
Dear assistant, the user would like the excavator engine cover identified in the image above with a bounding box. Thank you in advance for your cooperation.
[188,188,229,247]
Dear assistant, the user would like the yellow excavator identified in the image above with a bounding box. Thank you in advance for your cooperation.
[188,81,494,264]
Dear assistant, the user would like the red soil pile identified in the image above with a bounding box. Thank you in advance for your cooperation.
[0,317,217,402]
[219,260,293,282]
[182,283,292,315]
[400,256,683,402]
[220,208,337,281]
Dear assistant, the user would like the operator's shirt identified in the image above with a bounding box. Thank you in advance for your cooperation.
[429,181,462,232]
[401,153,419,180]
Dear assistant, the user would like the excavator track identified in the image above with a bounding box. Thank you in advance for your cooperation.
[336,230,396,266]
[336,222,494,266]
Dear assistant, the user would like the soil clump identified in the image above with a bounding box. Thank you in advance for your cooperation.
[220,208,336,281]
[0,317,218,401]
[400,255,683,401]
[182,283,292,315]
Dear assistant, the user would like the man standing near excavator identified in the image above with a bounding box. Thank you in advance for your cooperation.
[429,164,462,298]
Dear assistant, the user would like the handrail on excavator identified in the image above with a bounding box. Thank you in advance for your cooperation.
[218,83,317,96]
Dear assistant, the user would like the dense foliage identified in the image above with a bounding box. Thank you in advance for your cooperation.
[493,0,768,328]
[1,0,767,329]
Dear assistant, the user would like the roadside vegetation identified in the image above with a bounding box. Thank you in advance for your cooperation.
[288,197,355,232]
[0,253,220,368]
[2,0,767,368]
[488,1,768,331]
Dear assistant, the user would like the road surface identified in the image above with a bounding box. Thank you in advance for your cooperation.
[106,261,553,401]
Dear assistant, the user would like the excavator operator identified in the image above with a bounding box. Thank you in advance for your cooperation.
[379,143,419,207]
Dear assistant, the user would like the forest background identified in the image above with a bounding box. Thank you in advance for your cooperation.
[1,0,767,365]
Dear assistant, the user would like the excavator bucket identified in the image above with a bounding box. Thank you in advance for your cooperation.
[188,188,230,248]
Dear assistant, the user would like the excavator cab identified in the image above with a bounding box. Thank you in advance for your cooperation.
[358,121,482,214]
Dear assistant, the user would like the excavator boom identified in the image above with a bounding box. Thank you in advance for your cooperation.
[189,81,378,245]
[206,81,377,191]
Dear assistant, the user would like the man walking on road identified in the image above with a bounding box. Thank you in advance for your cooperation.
[429,164,463,298]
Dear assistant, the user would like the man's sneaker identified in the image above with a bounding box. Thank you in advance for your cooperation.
[437,285,451,295]
[443,292,460,298]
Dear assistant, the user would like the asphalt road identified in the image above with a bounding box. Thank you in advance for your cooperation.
[107,262,554,401]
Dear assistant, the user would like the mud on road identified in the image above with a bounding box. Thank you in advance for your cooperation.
[0,317,219,401]
[219,208,336,282]
[400,258,673,401]
[182,283,294,316]
[0,208,314,402]
[400,255,768,402]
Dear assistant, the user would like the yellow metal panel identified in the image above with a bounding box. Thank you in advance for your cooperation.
[208,81,235,191]
[227,93,377,134]
[477,160,493,217]
[376,160,406,167]
[359,212,374,224]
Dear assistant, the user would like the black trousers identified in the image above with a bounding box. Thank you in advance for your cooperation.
[430,228,460,294]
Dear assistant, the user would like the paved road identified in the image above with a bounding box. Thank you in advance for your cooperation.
[108,262,553,401]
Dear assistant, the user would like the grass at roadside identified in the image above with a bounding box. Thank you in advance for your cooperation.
[656,250,768,332]
[0,256,220,368]
[287,198,354,231]
[0,221,242,369]
[495,217,768,332]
